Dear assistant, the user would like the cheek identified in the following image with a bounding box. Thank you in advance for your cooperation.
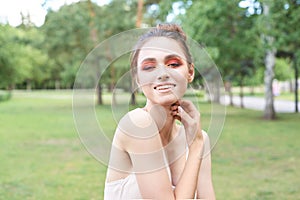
[170,69,189,94]
[137,71,155,88]
[169,68,189,83]
[137,70,159,85]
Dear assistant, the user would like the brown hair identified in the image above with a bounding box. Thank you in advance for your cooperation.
[130,24,193,78]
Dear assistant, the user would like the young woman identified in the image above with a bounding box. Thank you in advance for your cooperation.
[104,24,215,200]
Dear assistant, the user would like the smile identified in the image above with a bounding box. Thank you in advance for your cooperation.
[154,84,176,91]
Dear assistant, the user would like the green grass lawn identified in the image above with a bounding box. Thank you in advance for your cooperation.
[0,90,299,199]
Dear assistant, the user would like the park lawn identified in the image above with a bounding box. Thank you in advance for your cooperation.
[0,90,299,200]
[212,109,300,199]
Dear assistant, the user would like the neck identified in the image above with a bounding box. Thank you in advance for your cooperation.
[144,101,176,146]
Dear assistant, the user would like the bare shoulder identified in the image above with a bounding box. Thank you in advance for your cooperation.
[117,108,157,138]
[114,108,160,153]
[113,108,166,174]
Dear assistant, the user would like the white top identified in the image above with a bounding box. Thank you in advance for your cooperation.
[104,150,175,200]
[104,173,142,200]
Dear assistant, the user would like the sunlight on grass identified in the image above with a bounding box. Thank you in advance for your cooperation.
[0,90,299,199]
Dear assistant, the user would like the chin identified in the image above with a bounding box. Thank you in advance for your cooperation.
[143,87,186,106]
[158,99,178,106]
[153,94,183,106]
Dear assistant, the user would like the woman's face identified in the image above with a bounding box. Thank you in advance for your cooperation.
[136,37,194,106]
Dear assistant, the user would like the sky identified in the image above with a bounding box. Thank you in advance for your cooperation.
[0,0,110,27]
[0,0,261,27]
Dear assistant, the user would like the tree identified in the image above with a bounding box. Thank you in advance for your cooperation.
[274,58,293,82]
[97,0,136,104]
[17,24,51,89]
[42,2,95,89]
[182,0,262,104]
[0,25,19,89]
[254,0,300,116]
[271,0,300,113]
[258,2,277,119]
[0,24,50,90]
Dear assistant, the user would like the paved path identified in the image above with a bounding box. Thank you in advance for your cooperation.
[221,95,300,113]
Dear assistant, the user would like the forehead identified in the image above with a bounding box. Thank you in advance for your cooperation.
[138,37,186,63]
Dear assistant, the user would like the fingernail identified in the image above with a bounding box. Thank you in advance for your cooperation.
[178,106,182,112]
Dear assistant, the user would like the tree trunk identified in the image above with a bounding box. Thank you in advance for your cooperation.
[294,56,298,113]
[130,0,144,106]
[229,91,233,106]
[264,49,276,119]
[26,80,32,91]
[55,80,60,90]
[240,82,244,108]
[263,3,276,120]
[250,86,255,95]
[7,84,15,91]
[214,79,221,103]
[97,84,103,105]
[136,0,143,28]
[225,81,233,106]
[87,0,103,105]
[206,80,220,103]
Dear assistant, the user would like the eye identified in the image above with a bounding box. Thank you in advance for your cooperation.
[166,59,182,68]
[167,63,181,67]
[141,61,156,71]
[142,65,155,71]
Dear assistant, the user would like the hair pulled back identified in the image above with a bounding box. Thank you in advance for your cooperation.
[130,24,193,78]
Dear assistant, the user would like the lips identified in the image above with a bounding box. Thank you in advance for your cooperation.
[154,83,176,91]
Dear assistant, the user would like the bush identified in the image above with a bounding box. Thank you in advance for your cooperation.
[0,90,12,102]
[184,89,205,98]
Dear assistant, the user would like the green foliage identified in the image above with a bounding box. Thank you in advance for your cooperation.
[0,25,19,88]
[242,67,264,87]
[0,25,50,89]
[182,0,263,84]
[42,2,96,88]
[99,0,136,35]
[42,1,136,89]
[1,0,299,91]
[271,0,300,53]
[275,58,293,81]
[258,0,300,67]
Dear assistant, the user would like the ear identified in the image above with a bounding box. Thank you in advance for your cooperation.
[188,63,195,83]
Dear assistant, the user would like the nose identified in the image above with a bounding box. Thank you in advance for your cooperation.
[157,66,170,81]
[158,73,170,81]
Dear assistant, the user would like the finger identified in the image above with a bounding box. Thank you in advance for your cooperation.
[178,106,193,125]
[178,100,199,119]
[178,100,196,112]
[170,106,181,121]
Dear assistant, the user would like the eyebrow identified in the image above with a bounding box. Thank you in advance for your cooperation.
[140,58,156,64]
[140,54,183,65]
[164,54,182,62]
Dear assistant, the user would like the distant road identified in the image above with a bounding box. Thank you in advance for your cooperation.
[221,95,300,113]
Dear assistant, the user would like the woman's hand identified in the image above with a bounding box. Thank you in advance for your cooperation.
[171,100,203,155]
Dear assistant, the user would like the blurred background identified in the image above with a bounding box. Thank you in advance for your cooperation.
[0,0,299,199]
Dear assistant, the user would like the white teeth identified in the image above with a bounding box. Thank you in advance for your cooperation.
[155,84,174,90]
